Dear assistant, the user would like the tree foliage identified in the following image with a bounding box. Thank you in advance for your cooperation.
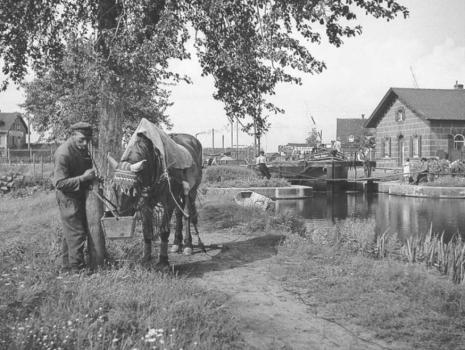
[306,127,321,145]
[0,0,409,143]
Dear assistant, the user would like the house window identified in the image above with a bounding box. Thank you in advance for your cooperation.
[348,135,354,143]
[395,107,406,122]
[454,134,465,150]
[412,136,420,157]
[383,137,391,157]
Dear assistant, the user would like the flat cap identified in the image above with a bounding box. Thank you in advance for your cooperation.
[70,122,93,137]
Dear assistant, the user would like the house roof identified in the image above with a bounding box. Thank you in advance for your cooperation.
[0,112,28,133]
[286,143,311,147]
[336,118,367,140]
[365,88,465,128]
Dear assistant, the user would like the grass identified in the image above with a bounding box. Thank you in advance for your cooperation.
[0,191,244,350]
[199,196,305,235]
[273,220,465,350]
[203,165,290,188]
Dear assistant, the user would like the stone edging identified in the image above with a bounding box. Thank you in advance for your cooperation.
[205,185,313,200]
[378,181,465,198]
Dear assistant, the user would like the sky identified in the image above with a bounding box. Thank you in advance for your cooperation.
[1,0,464,152]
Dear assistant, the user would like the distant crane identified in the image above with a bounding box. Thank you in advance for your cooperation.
[308,114,322,142]
[410,66,419,88]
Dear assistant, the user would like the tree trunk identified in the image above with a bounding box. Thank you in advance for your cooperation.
[86,180,106,270]
[85,94,123,269]
[97,96,123,174]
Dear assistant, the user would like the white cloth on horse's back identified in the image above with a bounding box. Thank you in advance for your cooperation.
[122,118,193,170]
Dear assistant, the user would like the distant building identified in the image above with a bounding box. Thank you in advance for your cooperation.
[336,116,376,159]
[202,145,255,164]
[0,112,28,149]
[278,143,313,156]
[365,83,465,167]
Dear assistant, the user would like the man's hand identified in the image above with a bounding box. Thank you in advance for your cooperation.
[80,168,96,182]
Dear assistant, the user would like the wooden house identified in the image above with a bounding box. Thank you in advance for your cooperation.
[0,112,28,149]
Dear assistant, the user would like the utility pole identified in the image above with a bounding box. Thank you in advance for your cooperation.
[253,120,257,156]
[231,121,234,149]
[211,128,215,152]
[236,119,239,160]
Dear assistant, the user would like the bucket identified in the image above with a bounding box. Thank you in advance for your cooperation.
[101,214,137,239]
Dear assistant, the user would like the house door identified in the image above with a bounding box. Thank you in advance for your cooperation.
[398,137,405,166]
[448,134,465,161]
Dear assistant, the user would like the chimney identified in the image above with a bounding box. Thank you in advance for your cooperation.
[454,80,464,89]
[361,114,365,119]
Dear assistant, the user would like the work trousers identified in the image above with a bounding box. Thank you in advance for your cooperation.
[258,163,271,179]
[56,190,89,271]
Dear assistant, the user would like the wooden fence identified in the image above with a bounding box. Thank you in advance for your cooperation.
[0,147,56,165]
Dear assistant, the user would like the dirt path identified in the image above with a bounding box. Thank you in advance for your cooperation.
[168,230,401,350]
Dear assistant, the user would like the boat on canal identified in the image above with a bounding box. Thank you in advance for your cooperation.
[266,148,376,191]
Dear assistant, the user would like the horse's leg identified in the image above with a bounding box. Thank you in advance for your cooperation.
[140,197,153,262]
[158,202,174,266]
[190,194,206,253]
[182,181,193,255]
[170,205,183,253]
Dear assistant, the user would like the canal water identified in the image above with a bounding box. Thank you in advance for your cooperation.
[275,192,465,239]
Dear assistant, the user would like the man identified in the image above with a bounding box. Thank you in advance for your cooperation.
[334,137,342,153]
[54,122,96,273]
[256,150,271,179]
[414,157,429,185]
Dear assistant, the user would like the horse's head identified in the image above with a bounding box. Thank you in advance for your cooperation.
[108,134,161,216]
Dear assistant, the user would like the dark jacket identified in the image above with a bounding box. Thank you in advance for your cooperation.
[53,138,92,195]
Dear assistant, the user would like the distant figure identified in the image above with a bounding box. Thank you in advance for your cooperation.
[334,138,342,153]
[414,157,429,185]
[256,151,271,179]
[403,158,413,183]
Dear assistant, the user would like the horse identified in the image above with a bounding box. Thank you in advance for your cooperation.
[108,132,203,266]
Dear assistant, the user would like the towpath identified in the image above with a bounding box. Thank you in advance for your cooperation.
[168,230,405,350]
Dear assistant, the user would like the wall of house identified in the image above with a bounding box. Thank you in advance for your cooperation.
[7,117,27,148]
[374,99,431,168]
[429,120,465,160]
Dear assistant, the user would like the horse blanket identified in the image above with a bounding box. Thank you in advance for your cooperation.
[121,118,193,170]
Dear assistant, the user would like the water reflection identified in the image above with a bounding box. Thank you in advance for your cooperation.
[275,192,465,239]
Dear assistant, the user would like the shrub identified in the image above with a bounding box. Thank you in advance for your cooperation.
[203,165,259,183]
[203,165,290,187]
[424,175,465,187]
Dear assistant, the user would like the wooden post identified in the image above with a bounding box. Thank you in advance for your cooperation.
[7,148,11,166]
[50,146,53,163]
[40,156,44,179]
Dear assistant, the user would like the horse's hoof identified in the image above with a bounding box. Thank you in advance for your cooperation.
[142,255,152,263]
[183,247,193,256]
[155,257,171,273]
[170,244,181,253]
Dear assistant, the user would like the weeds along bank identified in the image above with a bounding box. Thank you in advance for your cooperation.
[0,192,244,350]
[274,220,465,350]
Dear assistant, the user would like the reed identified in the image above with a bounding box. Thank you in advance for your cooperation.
[396,225,465,284]
[330,221,465,284]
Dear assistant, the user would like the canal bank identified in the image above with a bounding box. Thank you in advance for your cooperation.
[205,185,312,200]
[378,181,465,198]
